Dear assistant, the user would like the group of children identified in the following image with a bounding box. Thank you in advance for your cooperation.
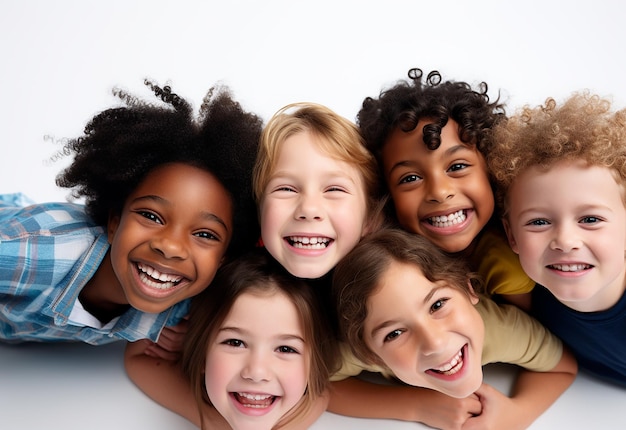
[2,68,626,430]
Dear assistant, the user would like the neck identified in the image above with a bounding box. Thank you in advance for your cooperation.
[78,251,130,323]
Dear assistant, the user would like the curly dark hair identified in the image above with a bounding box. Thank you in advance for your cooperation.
[357,67,506,161]
[55,80,263,258]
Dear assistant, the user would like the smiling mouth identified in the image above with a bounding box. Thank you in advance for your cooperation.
[548,263,592,272]
[234,392,276,408]
[136,263,184,290]
[429,347,464,376]
[426,210,467,228]
[286,236,332,249]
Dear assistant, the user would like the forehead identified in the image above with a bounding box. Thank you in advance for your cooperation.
[228,289,299,323]
[508,161,626,208]
[273,132,363,177]
[131,162,233,218]
[382,121,483,165]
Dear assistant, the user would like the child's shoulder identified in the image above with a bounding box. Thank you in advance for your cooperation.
[478,296,563,371]
[1,197,100,238]
[471,227,535,296]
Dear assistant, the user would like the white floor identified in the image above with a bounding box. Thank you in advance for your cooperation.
[1,341,624,429]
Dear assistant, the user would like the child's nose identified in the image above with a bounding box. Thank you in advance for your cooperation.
[295,193,324,221]
[417,324,447,357]
[241,351,272,382]
[426,175,455,204]
[150,228,189,259]
[550,224,582,252]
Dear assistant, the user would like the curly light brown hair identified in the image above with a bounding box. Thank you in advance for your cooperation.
[487,92,626,217]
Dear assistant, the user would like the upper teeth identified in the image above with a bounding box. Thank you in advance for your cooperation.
[288,236,330,249]
[428,210,466,227]
[238,392,272,401]
[433,349,463,374]
[138,263,183,283]
[550,264,589,272]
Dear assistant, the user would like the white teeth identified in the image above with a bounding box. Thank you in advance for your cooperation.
[237,392,272,401]
[137,263,183,290]
[433,349,463,375]
[428,210,466,228]
[550,264,590,272]
[235,392,275,408]
[288,236,331,249]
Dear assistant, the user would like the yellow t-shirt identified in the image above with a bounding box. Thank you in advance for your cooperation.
[470,229,535,296]
[331,296,562,381]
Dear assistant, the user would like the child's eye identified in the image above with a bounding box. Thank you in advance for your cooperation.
[223,339,245,348]
[136,210,163,224]
[527,218,550,226]
[275,185,296,193]
[194,230,220,241]
[580,216,601,224]
[399,174,420,184]
[448,163,469,172]
[383,329,405,343]
[276,345,300,354]
[430,298,449,313]
[326,186,347,193]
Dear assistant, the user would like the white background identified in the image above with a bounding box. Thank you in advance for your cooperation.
[1,1,626,429]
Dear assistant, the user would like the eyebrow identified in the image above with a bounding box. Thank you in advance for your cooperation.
[132,195,229,231]
[219,326,305,343]
[368,285,444,339]
[270,169,359,184]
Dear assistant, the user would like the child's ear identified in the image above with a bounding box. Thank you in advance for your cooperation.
[502,217,519,254]
[467,281,480,305]
[107,212,121,244]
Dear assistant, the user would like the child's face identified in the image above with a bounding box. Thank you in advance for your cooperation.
[381,119,494,254]
[107,163,232,314]
[259,131,369,279]
[204,289,309,430]
[363,260,484,399]
[505,161,626,312]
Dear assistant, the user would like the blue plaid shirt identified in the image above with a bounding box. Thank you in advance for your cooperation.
[0,194,189,345]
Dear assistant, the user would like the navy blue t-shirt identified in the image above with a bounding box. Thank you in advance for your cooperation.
[532,284,626,386]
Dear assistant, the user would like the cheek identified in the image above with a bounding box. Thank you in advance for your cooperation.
[392,196,418,224]
[259,201,280,234]
[204,353,228,398]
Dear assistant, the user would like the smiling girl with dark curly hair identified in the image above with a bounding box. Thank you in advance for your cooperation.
[0,80,262,345]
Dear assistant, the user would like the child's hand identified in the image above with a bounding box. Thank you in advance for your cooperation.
[143,317,189,361]
[461,383,523,430]
[417,389,482,430]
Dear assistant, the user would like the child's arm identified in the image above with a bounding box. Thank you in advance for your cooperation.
[328,377,482,430]
[125,340,328,430]
[462,348,577,430]
[124,339,226,428]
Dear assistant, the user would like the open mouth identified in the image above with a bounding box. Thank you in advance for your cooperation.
[233,392,277,409]
[428,347,465,376]
[547,263,592,272]
[286,236,332,249]
[426,210,467,228]
[136,263,184,290]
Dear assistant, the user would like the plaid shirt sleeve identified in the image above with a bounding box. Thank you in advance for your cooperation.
[0,197,188,345]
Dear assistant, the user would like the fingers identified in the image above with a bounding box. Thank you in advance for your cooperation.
[466,393,483,416]
[142,318,191,361]
[144,343,181,361]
